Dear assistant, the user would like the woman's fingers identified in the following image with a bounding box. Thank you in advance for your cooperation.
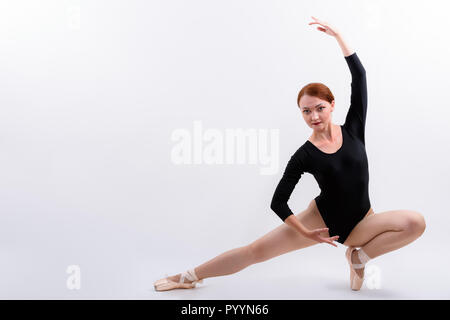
[309,16,327,26]
[320,236,338,247]
[308,17,337,36]
[310,22,331,33]
[325,236,339,247]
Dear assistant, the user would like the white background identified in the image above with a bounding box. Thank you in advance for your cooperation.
[0,0,448,299]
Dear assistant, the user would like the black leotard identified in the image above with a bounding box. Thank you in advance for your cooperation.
[270,52,370,244]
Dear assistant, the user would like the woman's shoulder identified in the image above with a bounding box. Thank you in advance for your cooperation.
[291,142,313,164]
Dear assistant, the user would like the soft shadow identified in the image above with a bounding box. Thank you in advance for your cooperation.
[324,280,401,299]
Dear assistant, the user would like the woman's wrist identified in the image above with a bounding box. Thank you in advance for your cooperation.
[300,228,312,238]
[335,33,354,57]
[285,216,311,237]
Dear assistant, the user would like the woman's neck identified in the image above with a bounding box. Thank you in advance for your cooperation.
[311,123,338,143]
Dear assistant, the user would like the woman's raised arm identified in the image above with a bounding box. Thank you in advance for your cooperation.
[309,16,367,143]
[308,16,354,57]
[336,33,355,58]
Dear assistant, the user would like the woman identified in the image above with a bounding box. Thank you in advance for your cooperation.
[154,16,426,292]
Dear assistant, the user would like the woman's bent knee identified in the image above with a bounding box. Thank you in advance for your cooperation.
[406,211,426,236]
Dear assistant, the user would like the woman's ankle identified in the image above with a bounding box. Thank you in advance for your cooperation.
[169,273,197,283]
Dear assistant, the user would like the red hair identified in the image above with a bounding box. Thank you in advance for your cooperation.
[297,82,334,108]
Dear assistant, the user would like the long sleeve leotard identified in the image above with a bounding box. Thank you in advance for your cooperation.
[270,52,370,244]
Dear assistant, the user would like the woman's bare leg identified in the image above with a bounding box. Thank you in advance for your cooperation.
[168,200,329,283]
[343,209,426,277]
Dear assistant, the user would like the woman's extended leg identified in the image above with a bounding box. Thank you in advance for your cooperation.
[168,200,329,283]
[342,209,426,278]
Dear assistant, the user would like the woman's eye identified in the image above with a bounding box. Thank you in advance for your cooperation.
[304,107,324,113]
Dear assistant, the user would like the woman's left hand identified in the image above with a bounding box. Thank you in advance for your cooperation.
[308,16,340,37]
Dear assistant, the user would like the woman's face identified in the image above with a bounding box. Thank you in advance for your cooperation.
[299,95,335,130]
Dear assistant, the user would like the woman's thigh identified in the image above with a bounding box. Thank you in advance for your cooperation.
[248,199,329,263]
[343,209,425,248]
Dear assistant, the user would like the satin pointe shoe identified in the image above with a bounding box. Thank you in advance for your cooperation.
[154,269,203,291]
[345,246,365,291]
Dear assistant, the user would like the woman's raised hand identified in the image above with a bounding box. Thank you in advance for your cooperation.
[308,16,340,37]
[306,227,340,247]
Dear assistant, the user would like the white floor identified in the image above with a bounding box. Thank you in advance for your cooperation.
[149,241,445,300]
[1,237,445,300]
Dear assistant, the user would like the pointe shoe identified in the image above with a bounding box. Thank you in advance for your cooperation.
[154,269,203,291]
[345,246,365,291]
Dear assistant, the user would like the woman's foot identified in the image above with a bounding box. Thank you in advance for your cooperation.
[167,273,194,284]
[351,249,365,278]
[154,271,203,291]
